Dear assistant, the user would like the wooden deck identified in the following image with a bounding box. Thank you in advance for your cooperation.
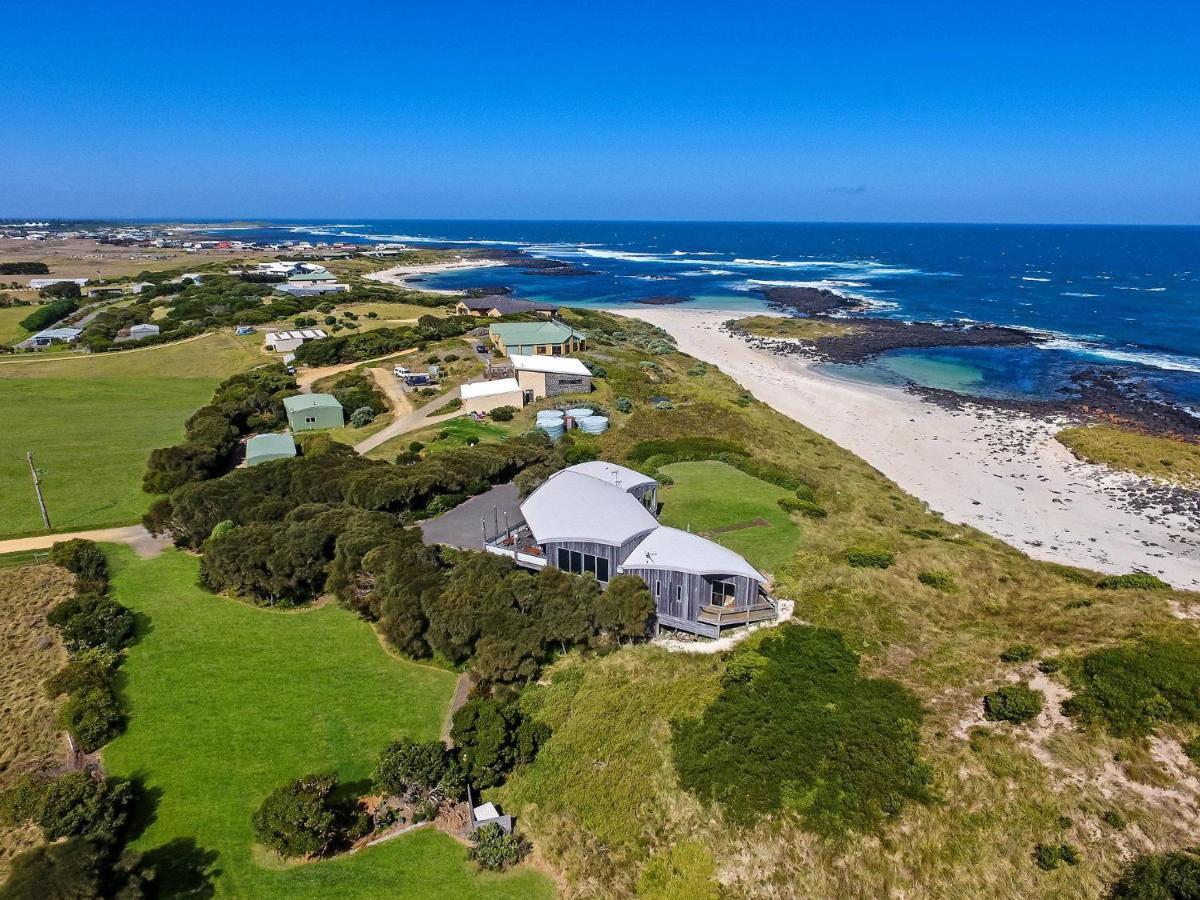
[659,600,778,640]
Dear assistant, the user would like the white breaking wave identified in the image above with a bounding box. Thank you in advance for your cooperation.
[1021,276,1052,282]
[1061,292,1101,298]
[677,268,734,276]
[1041,339,1200,374]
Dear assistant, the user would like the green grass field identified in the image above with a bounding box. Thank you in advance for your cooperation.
[1057,425,1200,488]
[656,460,803,574]
[368,416,517,460]
[0,333,265,538]
[102,547,553,899]
[0,306,32,345]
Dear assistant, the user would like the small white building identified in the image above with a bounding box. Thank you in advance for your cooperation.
[30,326,83,347]
[264,328,328,353]
[29,278,88,290]
[509,354,593,400]
[460,377,524,415]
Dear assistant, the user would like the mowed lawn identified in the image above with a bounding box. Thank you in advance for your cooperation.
[102,548,553,899]
[0,333,264,537]
[656,461,802,574]
[0,306,33,345]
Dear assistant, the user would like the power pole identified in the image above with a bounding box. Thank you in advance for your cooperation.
[27,451,51,530]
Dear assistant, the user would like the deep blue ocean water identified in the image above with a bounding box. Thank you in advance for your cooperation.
[211,221,1200,413]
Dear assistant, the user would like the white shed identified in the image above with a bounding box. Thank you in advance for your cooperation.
[460,377,524,415]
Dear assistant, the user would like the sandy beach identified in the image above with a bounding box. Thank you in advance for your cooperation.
[621,307,1200,591]
[364,258,506,294]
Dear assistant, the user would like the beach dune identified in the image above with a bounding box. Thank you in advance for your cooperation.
[622,308,1200,591]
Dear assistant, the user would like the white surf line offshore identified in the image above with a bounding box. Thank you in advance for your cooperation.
[617,307,1200,591]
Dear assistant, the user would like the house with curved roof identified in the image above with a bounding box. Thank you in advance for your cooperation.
[485,462,773,637]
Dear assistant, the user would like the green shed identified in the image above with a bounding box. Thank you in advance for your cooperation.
[284,393,344,431]
[245,433,297,466]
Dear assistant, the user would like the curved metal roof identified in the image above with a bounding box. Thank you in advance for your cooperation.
[621,526,766,583]
[567,460,657,494]
[521,470,657,546]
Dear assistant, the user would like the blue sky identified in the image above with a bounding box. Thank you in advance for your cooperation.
[5,0,1199,223]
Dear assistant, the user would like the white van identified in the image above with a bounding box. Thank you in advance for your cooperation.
[393,365,410,377]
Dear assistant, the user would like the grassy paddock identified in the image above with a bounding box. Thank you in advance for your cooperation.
[101,547,551,899]
[0,306,33,344]
[0,333,266,537]
[1057,425,1200,488]
[0,564,73,878]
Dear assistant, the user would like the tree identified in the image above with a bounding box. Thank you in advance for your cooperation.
[251,772,342,859]
[451,697,550,789]
[593,575,654,643]
[0,773,131,844]
[468,824,530,870]
[373,739,461,802]
[0,836,105,900]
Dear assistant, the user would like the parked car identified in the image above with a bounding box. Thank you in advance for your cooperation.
[393,365,410,377]
[475,344,487,353]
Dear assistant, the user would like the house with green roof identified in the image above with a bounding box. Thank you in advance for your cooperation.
[283,393,344,431]
[489,321,587,357]
[245,433,297,466]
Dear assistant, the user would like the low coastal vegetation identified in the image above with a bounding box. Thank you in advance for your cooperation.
[1056,424,1200,488]
[727,313,858,341]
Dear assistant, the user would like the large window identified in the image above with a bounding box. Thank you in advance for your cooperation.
[711,579,737,607]
[556,547,610,583]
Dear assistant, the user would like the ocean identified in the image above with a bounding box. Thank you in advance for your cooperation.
[211,220,1200,413]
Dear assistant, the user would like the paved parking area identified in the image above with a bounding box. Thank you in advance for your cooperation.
[419,482,522,549]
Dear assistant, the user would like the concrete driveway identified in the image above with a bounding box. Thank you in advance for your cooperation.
[419,483,522,549]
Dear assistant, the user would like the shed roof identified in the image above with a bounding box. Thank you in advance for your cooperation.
[522,470,657,546]
[460,377,522,400]
[246,433,297,463]
[489,321,585,345]
[283,393,342,412]
[568,460,657,493]
[621,526,766,583]
[32,327,83,341]
[508,354,591,376]
[459,296,559,315]
[288,269,336,282]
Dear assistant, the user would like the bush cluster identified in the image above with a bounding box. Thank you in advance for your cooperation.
[251,772,366,859]
[982,683,1044,724]
[999,643,1037,663]
[19,297,79,332]
[778,496,827,518]
[328,370,387,416]
[43,541,135,753]
[143,364,296,493]
[490,405,517,422]
[0,772,132,844]
[0,261,50,274]
[1110,847,1200,898]
[1063,640,1200,737]
[917,570,956,592]
[293,315,475,366]
[450,697,550,788]
[673,625,931,832]
[1033,842,1079,871]
[1097,572,1171,591]
[469,824,531,870]
[845,548,895,569]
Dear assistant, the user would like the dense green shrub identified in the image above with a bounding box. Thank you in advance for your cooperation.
[1063,640,1200,737]
[434,397,463,414]
[374,738,462,802]
[627,437,746,464]
[57,686,124,752]
[451,698,550,789]
[19,297,79,331]
[999,643,1037,663]
[614,396,632,413]
[982,683,1044,724]
[49,539,109,593]
[1038,657,1062,674]
[1033,842,1079,871]
[251,772,346,859]
[778,496,827,518]
[917,570,956,592]
[1110,847,1200,898]
[0,261,49,274]
[0,837,119,899]
[845,548,895,569]
[468,824,530,871]
[672,625,931,832]
[293,316,475,366]
[1097,572,1171,590]
[328,371,387,416]
[1101,809,1127,830]
[0,773,132,843]
[490,405,517,422]
[349,406,376,427]
[46,594,135,653]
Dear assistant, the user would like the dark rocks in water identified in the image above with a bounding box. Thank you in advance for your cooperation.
[763,286,865,315]
[634,295,691,306]
[813,319,1040,363]
[464,285,514,297]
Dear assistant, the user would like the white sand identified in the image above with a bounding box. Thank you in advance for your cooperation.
[364,258,506,294]
[620,308,1200,591]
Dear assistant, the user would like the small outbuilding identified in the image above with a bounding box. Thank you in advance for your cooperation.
[264,328,327,353]
[460,377,524,415]
[510,354,592,400]
[29,327,83,347]
[245,433,297,466]
[129,323,160,340]
[283,393,344,431]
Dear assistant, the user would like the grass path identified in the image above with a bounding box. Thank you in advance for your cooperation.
[101,547,553,899]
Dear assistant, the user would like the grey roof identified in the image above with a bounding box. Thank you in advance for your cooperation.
[32,327,83,341]
[283,393,343,412]
[246,433,297,463]
[521,469,657,546]
[621,526,766,583]
[568,460,657,494]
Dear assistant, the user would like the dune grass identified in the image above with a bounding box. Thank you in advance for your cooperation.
[656,460,803,574]
[728,314,858,341]
[1057,425,1200,488]
[100,547,552,899]
[0,333,265,538]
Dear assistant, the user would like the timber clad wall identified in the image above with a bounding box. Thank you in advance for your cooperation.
[622,568,759,621]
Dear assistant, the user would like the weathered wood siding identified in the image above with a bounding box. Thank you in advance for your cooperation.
[621,568,760,622]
